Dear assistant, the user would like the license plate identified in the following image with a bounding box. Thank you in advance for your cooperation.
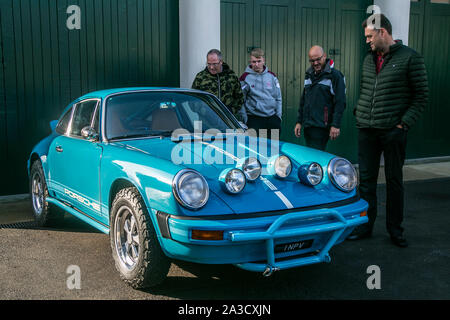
[275,239,314,253]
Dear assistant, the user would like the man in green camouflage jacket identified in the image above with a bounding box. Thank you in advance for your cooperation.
[192,49,244,117]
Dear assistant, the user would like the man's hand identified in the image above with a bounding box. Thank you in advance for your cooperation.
[396,123,408,131]
[294,123,302,138]
[329,126,340,140]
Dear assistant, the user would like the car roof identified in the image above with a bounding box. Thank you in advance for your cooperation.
[58,87,215,117]
[77,87,204,100]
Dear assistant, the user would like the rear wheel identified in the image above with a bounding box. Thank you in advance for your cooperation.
[29,160,64,227]
[110,187,170,288]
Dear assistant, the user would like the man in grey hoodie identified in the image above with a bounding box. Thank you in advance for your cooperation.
[239,48,282,139]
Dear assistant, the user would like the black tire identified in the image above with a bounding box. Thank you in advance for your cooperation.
[110,187,170,289]
[29,160,64,227]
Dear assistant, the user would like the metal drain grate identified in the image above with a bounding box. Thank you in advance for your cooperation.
[0,221,37,229]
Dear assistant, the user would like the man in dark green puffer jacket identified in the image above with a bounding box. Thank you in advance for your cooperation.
[347,14,428,247]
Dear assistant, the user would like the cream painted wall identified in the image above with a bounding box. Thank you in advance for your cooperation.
[179,0,221,88]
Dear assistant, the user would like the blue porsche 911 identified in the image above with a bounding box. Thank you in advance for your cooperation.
[28,87,368,288]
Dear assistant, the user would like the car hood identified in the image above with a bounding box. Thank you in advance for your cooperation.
[113,134,354,214]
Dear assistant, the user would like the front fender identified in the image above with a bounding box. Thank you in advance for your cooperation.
[28,133,59,178]
[279,141,358,199]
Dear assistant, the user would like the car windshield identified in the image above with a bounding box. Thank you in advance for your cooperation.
[105,91,241,140]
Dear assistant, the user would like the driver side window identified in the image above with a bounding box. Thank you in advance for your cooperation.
[69,100,99,137]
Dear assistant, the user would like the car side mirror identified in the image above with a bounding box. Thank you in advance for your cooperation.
[81,126,99,141]
[50,120,58,132]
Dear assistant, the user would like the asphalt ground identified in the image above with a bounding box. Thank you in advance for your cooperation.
[0,178,449,301]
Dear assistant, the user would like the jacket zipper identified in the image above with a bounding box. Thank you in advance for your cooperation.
[371,53,388,125]
[371,76,378,124]
[324,106,328,126]
[217,74,221,100]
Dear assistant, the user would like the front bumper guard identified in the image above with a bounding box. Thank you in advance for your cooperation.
[231,208,365,274]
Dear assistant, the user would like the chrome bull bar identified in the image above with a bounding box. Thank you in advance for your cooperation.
[230,208,355,275]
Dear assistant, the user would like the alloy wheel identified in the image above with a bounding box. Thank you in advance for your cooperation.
[114,206,140,271]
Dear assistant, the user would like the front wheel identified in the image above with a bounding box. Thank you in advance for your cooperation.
[110,187,170,289]
[29,160,64,227]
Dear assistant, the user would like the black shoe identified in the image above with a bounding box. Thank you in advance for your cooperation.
[390,235,408,248]
[347,226,372,241]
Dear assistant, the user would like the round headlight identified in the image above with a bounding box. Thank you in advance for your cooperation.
[298,162,323,186]
[173,169,209,209]
[269,155,292,179]
[219,168,246,194]
[238,157,262,181]
[328,157,357,192]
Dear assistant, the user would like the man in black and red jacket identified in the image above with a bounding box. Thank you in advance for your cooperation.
[294,45,347,151]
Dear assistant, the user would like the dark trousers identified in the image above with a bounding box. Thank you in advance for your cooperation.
[358,127,407,237]
[247,114,281,140]
[304,127,329,151]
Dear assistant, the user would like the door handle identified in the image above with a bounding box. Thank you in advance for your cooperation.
[55,146,63,153]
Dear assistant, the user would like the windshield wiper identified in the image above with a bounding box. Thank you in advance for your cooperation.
[110,130,173,141]
[171,131,244,143]
[152,130,173,137]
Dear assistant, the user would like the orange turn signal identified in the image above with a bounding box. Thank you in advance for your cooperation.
[191,230,224,241]
[360,211,367,217]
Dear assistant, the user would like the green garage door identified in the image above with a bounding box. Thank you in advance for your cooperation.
[222,0,450,162]
[221,0,371,162]
[0,0,179,195]
[408,0,450,159]
[327,0,371,159]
